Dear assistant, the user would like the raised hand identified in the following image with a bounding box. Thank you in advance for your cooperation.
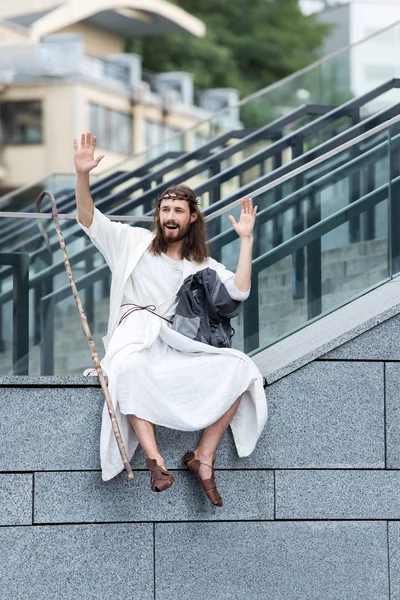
[228,197,258,238]
[73,132,105,175]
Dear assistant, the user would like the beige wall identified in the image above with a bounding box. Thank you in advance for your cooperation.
[2,82,75,187]
[59,23,124,57]
[0,24,30,47]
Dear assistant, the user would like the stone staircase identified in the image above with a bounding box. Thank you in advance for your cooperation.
[2,293,400,599]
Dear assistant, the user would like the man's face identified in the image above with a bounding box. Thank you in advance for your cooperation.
[159,198,197,242]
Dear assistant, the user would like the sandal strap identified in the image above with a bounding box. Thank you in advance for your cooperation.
[146,458,174,492]
[183,453,215,475]
[183,451,223,507]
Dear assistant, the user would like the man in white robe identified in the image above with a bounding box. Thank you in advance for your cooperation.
[74,133,268,506]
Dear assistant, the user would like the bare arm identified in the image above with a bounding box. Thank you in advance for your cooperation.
[73,133,105,227]
[228,197,258,292]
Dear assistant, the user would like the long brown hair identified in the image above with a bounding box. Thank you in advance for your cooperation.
[149,184,209,262]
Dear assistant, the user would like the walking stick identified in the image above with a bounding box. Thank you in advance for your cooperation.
[36,190,134,480]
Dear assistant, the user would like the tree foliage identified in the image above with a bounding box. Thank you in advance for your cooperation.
[128,0,331,97]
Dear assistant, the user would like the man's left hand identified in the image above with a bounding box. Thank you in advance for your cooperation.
[228,197,258,238]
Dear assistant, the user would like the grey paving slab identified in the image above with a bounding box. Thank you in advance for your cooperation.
[252,360,383,469]
[389,522,400,600]
[0,523,153,600]
[143,360,385,469]
[253,278,400,383]
[155,521,389,600]
[0,386,102,471]
[386,363,400,468]
[0,474,32,525]
[1,360,384,471]
[324,313,400,359]
[276,470,400,519]
[34,470,273,523]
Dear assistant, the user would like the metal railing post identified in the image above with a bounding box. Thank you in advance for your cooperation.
[306,192,322,319]
[0,252,29,375]
[243,271,260,354]
[40,295,54,375]
[390,130,400,274]
[291,134,305,299]
[349,108,361,243]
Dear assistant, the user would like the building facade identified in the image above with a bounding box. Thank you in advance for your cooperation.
[300,0,400,104]
[0,1,241,194]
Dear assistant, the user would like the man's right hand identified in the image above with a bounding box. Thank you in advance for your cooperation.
[73,132,105,174]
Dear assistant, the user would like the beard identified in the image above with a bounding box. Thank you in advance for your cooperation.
[161,220,191,243]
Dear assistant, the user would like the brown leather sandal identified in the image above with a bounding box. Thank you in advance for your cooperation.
[145,458,174,492]
[183,451,223,507]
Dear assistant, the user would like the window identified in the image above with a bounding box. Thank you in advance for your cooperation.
[0,101,43,145]
[89,103,132,154]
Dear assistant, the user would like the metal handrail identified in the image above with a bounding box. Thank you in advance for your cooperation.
[0,106,397,286]
[203,102,400,220]
[0,121,391,298]
[0,118,393,292]
[0,149,183,214]
[208,123,400,222]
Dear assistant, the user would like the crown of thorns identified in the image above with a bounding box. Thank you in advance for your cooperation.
[157,190,200,205]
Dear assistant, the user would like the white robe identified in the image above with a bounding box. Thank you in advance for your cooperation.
[78,208,268,481]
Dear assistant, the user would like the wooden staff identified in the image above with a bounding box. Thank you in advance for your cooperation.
[36,190,134,480]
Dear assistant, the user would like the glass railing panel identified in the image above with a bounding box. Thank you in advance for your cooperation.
[0,214,153,376]
[208,128,390,269]
[321,213,389,315]
[50,259,110,377]
[257,255,308,350]
[208,118,395,354]
[255,201,390,351]
[389,118,400,277]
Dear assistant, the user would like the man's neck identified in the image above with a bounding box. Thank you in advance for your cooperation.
[164,240,184,261]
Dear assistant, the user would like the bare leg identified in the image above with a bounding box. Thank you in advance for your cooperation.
[193,396,241,479]
[127,414,165,467]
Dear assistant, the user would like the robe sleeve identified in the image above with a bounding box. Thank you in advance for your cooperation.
[77,207,150,272]
[206,256,251,301]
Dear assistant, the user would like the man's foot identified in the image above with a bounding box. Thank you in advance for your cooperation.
[183,451,223,507]
[145,458,174,492]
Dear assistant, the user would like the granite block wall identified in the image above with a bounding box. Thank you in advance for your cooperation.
[2,313,400,598]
